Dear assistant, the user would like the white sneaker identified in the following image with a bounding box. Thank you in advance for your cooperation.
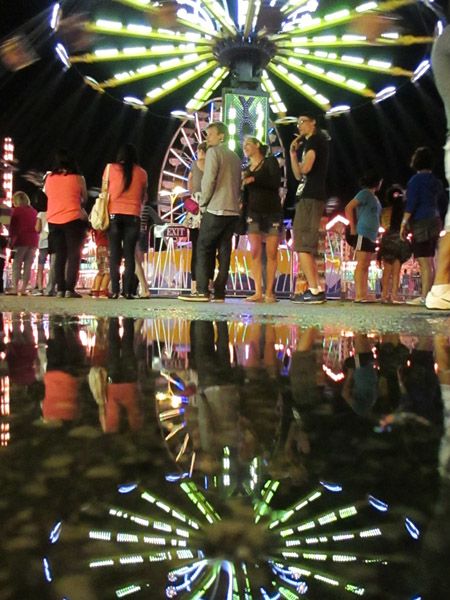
[426,288,450,310]
[406,297,425,306]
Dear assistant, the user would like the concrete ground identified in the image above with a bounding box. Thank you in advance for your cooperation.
[1,293,449,334]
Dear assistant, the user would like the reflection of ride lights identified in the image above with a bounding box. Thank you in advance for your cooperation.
[412,60,431,82]
[374,86,396,103]
[50,3,60,30]
[326,214,349,230]
[43,558,52,582]
[119,483,138,494]
[322,364,345,382]
[326,105,350,116]
[360,528,382,538]
[49,521,62,544]
[369,495,388,512]
[405,517,420,540]
[55,43,70,67]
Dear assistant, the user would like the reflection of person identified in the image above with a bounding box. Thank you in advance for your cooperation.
[42,318,86,423]
[180,122,241,302]
[9,191,38,296]
[104,318,142,432]
[345,170,382,303]
[106,143,148,300]
[242,137,282,303]
[44,149,88,298]
[342,333,378,416]
[290,113,329,304]
[400,147,444,305]
[426,24,450,310]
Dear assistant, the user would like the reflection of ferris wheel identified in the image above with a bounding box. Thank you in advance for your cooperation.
[45,479,423,599]
[158,97,287,220]
[53,0,443,115]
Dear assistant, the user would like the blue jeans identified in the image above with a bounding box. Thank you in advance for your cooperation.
[108,214,140,295]
[196,212,239,297]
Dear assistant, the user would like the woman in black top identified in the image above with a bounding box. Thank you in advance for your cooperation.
[242,137,282,303]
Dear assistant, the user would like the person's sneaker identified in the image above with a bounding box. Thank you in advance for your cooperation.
[65,291,82,298]
[292,289,326,304]
[178,292,210,302]
[426,288,450,310]
[211,296,225,303]
[406,296,425,306]
[32,289,44,296]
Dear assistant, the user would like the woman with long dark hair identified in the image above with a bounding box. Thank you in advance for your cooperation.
[44,148,88,298]
[106,143,148,299]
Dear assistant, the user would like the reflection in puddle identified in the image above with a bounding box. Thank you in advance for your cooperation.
[0,312,449,598]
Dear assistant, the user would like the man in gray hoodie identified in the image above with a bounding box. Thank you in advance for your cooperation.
[180,121,242,302]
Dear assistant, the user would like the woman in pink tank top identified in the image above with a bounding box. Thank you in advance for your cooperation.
[44,149,88,298]
[105,143,147,299]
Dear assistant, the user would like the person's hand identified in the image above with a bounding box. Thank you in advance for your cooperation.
[400,223,408,241]
[290,135,303,154]
[242,176,254,186]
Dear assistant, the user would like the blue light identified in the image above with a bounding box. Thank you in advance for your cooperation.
[320,481,343,493]
[368,495,389,512]
[49,521,62,544]
[118,484,138,494]
[43,558,52,582]
[166,473,190,482]
[405,518,420,540]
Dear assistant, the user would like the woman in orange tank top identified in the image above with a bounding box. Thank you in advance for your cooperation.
[105,143,147,299]
[44,149,88,298]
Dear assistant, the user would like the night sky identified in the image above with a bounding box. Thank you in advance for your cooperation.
[0,0,448,213]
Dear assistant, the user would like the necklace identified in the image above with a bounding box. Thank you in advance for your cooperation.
[250,157,265,172]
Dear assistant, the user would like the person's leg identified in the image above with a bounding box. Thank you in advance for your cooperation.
[21,246,36,293]
[196,212,221,295]
[64,220,85,293]
[108,216,123,295]
[381,261,392,301]
[247,233,263,300]
[189,228,199,292]
[418,256,434,298]
[45,254,56,295]
[433,233,450,285]
[391,260,401,301]
[299,252,320,290]
[0,257,5,293]
[134,247,149,297]
[214,215,239,299]
[354,251,372,301]
[36,252,44,291]
[265,234,279,299]
[11,246,26,293]
[293,198,325,292]
[122,216,140,296]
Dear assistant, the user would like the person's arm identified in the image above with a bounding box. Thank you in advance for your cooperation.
[345,197,360,235]
[187,170,194,195]
[78,175,88,204]
[290,136,316,181]
[400,211,412,241]
[35,217,42,233]
[200,147,219,210]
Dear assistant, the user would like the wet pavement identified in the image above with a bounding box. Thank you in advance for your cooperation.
[0,300,449,599]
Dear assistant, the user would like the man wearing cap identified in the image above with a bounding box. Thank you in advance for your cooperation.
[289,112,329,304]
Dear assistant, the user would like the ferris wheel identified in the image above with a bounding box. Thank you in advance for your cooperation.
[51,0,444,116]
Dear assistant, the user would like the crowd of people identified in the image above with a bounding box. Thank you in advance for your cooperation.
[0,23,449,308]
